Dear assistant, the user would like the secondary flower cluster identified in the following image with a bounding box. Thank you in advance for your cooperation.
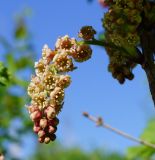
[27,28,94,143]
[102,0,143,84]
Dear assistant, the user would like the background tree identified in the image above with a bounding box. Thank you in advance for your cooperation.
[0,11,36,159]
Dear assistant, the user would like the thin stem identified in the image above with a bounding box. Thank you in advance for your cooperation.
[83,112,155,149]
[80,39,143,64]
[82,39,106,46]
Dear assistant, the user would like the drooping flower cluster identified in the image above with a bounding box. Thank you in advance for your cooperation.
[27,31,93,143]
[102,0,143,84]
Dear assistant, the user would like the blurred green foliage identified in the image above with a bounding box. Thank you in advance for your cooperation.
[127,119,155,160]
[0,11,35,158]
[31,142,125,160]
[0,62,10,86]
[15,22,27,40]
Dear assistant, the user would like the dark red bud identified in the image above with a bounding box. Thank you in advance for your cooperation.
[50,134,56,141]
[34,120,40,127]
[52,117,59,126]
[38,130,45,138]
[48,117,59,126]
[49,126,57,134]
[38,137,44,143]
[30,110,42,121]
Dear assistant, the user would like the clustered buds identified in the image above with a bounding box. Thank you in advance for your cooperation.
[107,48,135,84]
[102,0,144,84]
[27,31,93,143]
[78,26,96,40]
[71,44,92,62]
[55,35,93,62]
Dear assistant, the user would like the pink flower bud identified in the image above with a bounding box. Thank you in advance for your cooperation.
[33,125,41,133]
[44,137,50,144]
[28,105,38,113]
[40,119,48,129]
[30,110,42,121]
[45,107,56,120]
[38,130,45,138]
[48,126,57,134]
[38,137,44,143]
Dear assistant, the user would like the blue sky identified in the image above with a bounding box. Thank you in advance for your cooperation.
[0,0,155,155]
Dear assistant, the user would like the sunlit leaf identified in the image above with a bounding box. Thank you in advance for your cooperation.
[15,24,27,39]
[0,62,10,86]
[127,119,155,159]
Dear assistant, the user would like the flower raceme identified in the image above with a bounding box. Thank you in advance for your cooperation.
[102,0,144,84]
[27,13,144,143]
[26,0,155,144]
[27,28,94,144]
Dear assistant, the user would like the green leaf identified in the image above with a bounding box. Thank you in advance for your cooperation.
[6,53,16,73]
[140,120,155,141]
[0,62,10,86]
[15,24,27,39]
[127,119,155,159]
[14,56,33,69]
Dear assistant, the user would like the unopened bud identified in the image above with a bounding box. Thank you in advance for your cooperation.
[116,74,125,84]
[40,119,48,129]
[49,117,59,126]
[30,110,42,121]
[38,137,44,143]
[50,134,56,141]
[78,26,96,40]
[71,44,92,62]
[44,137,51,144]
[33,125,41,133]
[38,130,45,138]
[49,126,57,133]
[28,105,38,113]
[45,106,56,120]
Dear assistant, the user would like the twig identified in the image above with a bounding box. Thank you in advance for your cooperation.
[83,112,155,149]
